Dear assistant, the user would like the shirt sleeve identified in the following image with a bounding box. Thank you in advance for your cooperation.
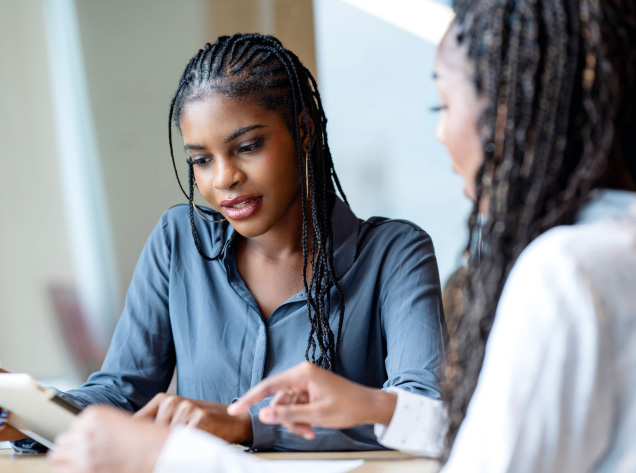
[380,224,446,399]
[442,238,615,473]
[374,387,446,457]
[63,213,176,411]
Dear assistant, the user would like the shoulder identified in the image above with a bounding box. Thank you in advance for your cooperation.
[509,219,636,288]
[498,220,636,329]
[358,216,435,253]
[354,217,440,286]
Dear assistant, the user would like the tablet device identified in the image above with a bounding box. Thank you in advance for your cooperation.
[0,373,82,449]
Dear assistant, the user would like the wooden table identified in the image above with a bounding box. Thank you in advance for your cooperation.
[0,447,440,472]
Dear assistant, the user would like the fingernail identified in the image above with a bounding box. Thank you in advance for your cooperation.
[0,411,8,419]
[261,410,274,422]
[303,433,313,440]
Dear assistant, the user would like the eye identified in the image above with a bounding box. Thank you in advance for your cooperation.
[430,105,448,113]
[237,137,264,153]
[188,156,213,167]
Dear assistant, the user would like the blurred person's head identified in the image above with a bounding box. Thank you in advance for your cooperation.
[168,34,348,372]
[435,0,636,455]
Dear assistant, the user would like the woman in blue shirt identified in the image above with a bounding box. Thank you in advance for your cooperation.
[1,33,445,452]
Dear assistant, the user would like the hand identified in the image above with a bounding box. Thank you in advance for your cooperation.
[134,393,253,444]
[49,405,169,473]
[0,368,28,442]
[227,361,397,440]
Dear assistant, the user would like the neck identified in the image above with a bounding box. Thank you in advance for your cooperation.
[240,198,314,261]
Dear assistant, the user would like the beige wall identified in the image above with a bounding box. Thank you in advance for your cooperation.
[209,0,317,76]
[74,0,214,301]
[0,0,75,380]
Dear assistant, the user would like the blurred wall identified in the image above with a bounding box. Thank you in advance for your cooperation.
[209,0,317,76]
[74,0,214,305]
[313,0,469,284]
[0,0,75,381]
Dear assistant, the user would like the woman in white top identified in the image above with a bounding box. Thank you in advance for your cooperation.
[47,0,636,472]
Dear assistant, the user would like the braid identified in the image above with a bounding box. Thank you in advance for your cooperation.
[169,34,349,372]
[444,0,636,458]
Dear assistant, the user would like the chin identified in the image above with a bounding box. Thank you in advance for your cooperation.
[228,223,264,239]
[463,186,477,202]
[226,218,273,239]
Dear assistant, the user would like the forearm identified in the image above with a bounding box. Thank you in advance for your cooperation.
[359,387,397,427]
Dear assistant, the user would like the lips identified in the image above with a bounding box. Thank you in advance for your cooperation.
[220,195,262,220]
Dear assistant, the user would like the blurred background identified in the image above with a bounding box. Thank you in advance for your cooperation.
[0,0,464,391]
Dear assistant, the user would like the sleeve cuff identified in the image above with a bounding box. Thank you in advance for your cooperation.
[374,387,446,457]
[247,396,277,451]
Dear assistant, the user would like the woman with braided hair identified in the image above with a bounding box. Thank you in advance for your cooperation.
[0,32,446,459]
[226,1,636,472]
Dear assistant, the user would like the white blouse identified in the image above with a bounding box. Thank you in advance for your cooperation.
[441,190,636,472]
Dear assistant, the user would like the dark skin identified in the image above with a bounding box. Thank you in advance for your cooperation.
[236,234,311,320]
[136,95,316,442]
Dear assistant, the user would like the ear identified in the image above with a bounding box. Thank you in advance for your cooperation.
[297,108,315,152]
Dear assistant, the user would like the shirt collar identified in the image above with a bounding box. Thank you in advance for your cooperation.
[575,189,636,225]
[219,195,360,277]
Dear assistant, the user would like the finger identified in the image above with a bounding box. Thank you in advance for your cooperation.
[133,395,163,420]
[270,388,299,407]
[154,397,180,425]
[229,366,308,415]
[258,403,324,427]
[169,401,196,428]
[282,422,315,440]
[186,409,207,429]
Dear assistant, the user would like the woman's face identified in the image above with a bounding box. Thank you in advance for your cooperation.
[180,94,302,239]
[433,25,485,202]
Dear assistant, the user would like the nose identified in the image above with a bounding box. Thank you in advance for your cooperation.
[214,158,244,190]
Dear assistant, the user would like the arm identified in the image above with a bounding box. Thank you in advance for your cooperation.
[230,362,446,456]
[442,242,614,473]
[229,362,396,436]
[378,225,446,399]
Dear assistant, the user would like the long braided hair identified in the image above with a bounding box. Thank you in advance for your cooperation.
[168,34,349,372]
[443,0,636,456]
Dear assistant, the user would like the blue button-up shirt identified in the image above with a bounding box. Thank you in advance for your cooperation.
[60,197,445,451]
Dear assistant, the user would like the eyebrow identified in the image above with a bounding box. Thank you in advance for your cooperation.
[184,144,206,151]
[183,124,265,152]
[225,125,264,143]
